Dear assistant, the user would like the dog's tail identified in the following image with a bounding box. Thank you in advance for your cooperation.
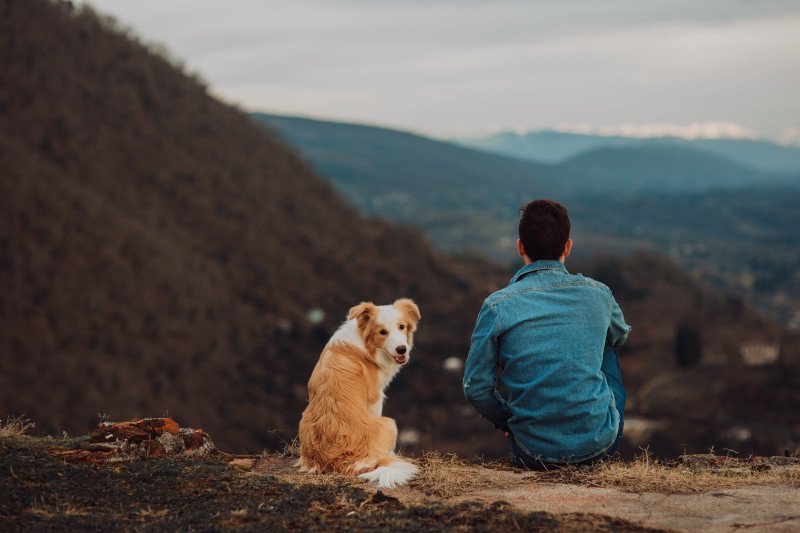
[357,455,418,489]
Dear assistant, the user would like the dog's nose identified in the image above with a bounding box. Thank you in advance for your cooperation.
[396,345,407,355]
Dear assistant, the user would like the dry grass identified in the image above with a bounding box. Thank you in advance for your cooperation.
[523,451,800,493]
[279,436,300,459]
[407,450,800,497]
[409,452,520,498]
[252,450,355,487]
[135,506,169,520]
[251,448,800,497]
[0,415,35,438]
[27,496,88,518]
[402,451,800,498]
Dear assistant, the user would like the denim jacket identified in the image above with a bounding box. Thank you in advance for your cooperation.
[463,260,631,463]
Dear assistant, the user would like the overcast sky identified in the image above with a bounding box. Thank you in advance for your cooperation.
[87,0,800,142]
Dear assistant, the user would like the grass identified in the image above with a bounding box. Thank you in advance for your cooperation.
[260,442,800,497]
[0,415,35,438]
[135,506,169,520]
[524,450,800,493]
[410,452,515,497]
[279,436,301,459]
[406,450,800,497]
[28,496,88,518]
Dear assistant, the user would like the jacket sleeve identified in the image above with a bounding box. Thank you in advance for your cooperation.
[463,300,511,431]
[605,287,632,349]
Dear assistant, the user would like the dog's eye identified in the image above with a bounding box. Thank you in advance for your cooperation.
[380,329,388,335]
[399,324,405,330]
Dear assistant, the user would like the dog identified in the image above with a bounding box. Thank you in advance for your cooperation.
[298,298,421,488]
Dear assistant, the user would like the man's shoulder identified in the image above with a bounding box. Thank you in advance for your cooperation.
[484,271,610,307]
[483,285,516,308]
[573,273,611,291]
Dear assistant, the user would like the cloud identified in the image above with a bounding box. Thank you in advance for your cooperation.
[86,0,800,140]
[552,122,759,140]
[779,127,800,146]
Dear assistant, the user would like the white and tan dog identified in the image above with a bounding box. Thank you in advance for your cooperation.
[298,299,421,488]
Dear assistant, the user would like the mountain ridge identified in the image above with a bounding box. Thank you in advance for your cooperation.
[457,129,800,173]
[561,144,795,193]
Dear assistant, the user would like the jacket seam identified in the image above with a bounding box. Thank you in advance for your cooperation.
[511,265,566,283]
[487,281,603,307]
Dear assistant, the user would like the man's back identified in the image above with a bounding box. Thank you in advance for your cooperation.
[463,260,630,463]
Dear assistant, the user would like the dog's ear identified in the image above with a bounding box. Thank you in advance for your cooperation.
[348,301,377,327]
[393,298,421,323]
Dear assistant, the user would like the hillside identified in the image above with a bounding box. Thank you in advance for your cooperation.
[254,113,566,258]
[0,0,507,454]
[458,129,800,174]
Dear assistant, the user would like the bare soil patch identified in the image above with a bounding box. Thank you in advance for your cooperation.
[1,435,663,532]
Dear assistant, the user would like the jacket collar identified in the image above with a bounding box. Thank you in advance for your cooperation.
[509,260,567,285]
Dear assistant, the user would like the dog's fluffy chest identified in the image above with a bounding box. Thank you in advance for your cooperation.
[367,367,397,417]
[367,392,386,417]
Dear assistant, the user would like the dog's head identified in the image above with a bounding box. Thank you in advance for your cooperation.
[348,299,421,366]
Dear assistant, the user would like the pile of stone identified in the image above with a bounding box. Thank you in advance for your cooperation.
[52,417,215,463]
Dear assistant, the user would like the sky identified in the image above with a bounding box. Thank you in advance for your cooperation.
[86,0,800,142]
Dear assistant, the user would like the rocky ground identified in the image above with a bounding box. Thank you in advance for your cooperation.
[1,418,798,532]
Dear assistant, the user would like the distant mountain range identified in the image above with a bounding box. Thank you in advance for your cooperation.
[561,144,796,194]
[255,113,800,326]
[457,130,800,174]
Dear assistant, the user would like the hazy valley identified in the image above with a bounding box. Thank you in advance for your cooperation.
[256,113,800,328]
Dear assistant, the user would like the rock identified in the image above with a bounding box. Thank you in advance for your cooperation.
[142,439,166,458]
[157,431,186,455]
[53,449,114,463]
[89,418,180,444]
[86,442,121,452]
[50,418,216,463]
[180,428,214,453]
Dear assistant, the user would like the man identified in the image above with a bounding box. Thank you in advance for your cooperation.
[463,199,630,469]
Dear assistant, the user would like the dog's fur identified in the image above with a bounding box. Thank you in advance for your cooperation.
[298,298,421,488]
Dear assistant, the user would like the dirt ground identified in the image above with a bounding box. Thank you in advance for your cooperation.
[0,435,660,532]
[255,453,800,532]
[2,432,799,532]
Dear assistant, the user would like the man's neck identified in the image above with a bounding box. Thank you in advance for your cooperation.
[523,256,566,266]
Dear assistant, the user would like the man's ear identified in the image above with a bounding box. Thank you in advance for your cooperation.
[563,238,573,259]
[348,301,377,327]
[393,298,421,323]
[517,238,526,258]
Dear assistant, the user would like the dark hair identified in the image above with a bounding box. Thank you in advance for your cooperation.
[518,199,570,261]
